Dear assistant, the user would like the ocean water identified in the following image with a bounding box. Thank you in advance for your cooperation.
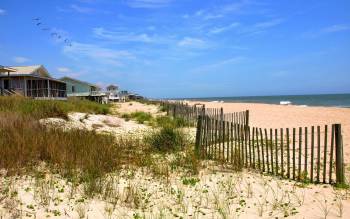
[182,94,350,108]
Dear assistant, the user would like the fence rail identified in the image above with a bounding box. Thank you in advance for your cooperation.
[195,115,345,185]
[160,101,249,127]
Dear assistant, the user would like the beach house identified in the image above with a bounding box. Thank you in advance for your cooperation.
[0,65,66,99]
[60,76,108,103]
[106,84,120,102]
[60,76,101,97]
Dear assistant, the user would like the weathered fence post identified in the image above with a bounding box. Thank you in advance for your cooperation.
[245,110,249,127]
[195,115,203,158]
[220,107,224,121]
[335,124,345,185]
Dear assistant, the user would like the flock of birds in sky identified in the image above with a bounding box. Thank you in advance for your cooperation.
[33,17,73,47]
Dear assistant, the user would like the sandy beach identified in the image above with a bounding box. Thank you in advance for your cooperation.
[188,101,350,163]
[2,100,350,218]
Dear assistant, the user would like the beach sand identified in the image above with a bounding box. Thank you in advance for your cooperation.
[188,101,350,163]
[2,101,350,218]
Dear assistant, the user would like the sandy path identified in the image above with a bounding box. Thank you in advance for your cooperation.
[188,101,350,163]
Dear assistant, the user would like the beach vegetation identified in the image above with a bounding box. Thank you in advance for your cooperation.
[154,116,189,128]
[0,96,110,119]
[145,126,189,152]
[121,111,153,124]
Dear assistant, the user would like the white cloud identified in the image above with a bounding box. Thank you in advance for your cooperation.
[204,14,224,20]
[191,0,252,20]
[192,56,246,73]
[178,37,206,48]
[209,22,240,34]
[63,42,134,66]
[236,18,284,36]
[57,67,71,73]
[253,19,284,28]
[0,9,6,15]
[195,10,205,16]
[322,24,349,33]
[70,4,94,13]
[93,27,153,43]
[125,0,172,8]
[13,56,30,63]
[302,24,350,38]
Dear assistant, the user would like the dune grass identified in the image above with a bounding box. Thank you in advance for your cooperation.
[0,113,116,175]
[0,114,197,197]
[121,111,153,124]
[0,96,110,119]
[0,97,201,200]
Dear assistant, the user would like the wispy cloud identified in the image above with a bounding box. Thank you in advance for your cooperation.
[189,0,253,20]
[209,22,240,34]
[177,37,207,48]
[253,18,284,28]
[125,0,172,8]
[192,56,246,73]
[56,67,84,78]
[303,24,350,38]
[70,4,95,13]
[236,18,284,35]
[0,8,6,15]
[93,27,154,43]
[57,67,72,73]
[63,42,134,66]
[58,4,109,14]
[13,56,30,64]
[321,24,349,33]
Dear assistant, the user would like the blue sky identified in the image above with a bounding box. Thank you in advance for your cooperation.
[0,0,349,98]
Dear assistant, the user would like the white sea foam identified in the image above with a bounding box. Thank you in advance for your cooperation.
[280,101,292,105]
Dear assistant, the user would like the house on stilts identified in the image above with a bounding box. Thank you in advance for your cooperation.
[0,65,66,99]
[60,76,107,103]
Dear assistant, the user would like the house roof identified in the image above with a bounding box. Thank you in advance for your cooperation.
[0,65,17,73]
[60,76,100,88]
[107,84,118,89]
[0,65,51,77]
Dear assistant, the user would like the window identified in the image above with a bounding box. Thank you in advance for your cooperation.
[72,86,75,93]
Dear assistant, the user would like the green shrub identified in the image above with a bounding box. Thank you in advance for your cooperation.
[159,105,168,112]
[121,113,131,121]
[145,126,189,152]
[131,112,153,124]
[122,111,153,124]
[154,116,189,128]
[154,116,173,128]
[182,177,200,186]
[173,117,189,127]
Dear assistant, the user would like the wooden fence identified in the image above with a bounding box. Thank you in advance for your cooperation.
[160,101,249,127]
[195,115,345,185]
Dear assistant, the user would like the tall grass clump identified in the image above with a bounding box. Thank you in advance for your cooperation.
[122,111,153,124]
[0,113,116,175]
[0,113,150,179]
[154,116,189,128]
[146,115,191,152]
[146,127,188,152]
[0,96,110,119]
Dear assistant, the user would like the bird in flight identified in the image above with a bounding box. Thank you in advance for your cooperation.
[32,17,73,47]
